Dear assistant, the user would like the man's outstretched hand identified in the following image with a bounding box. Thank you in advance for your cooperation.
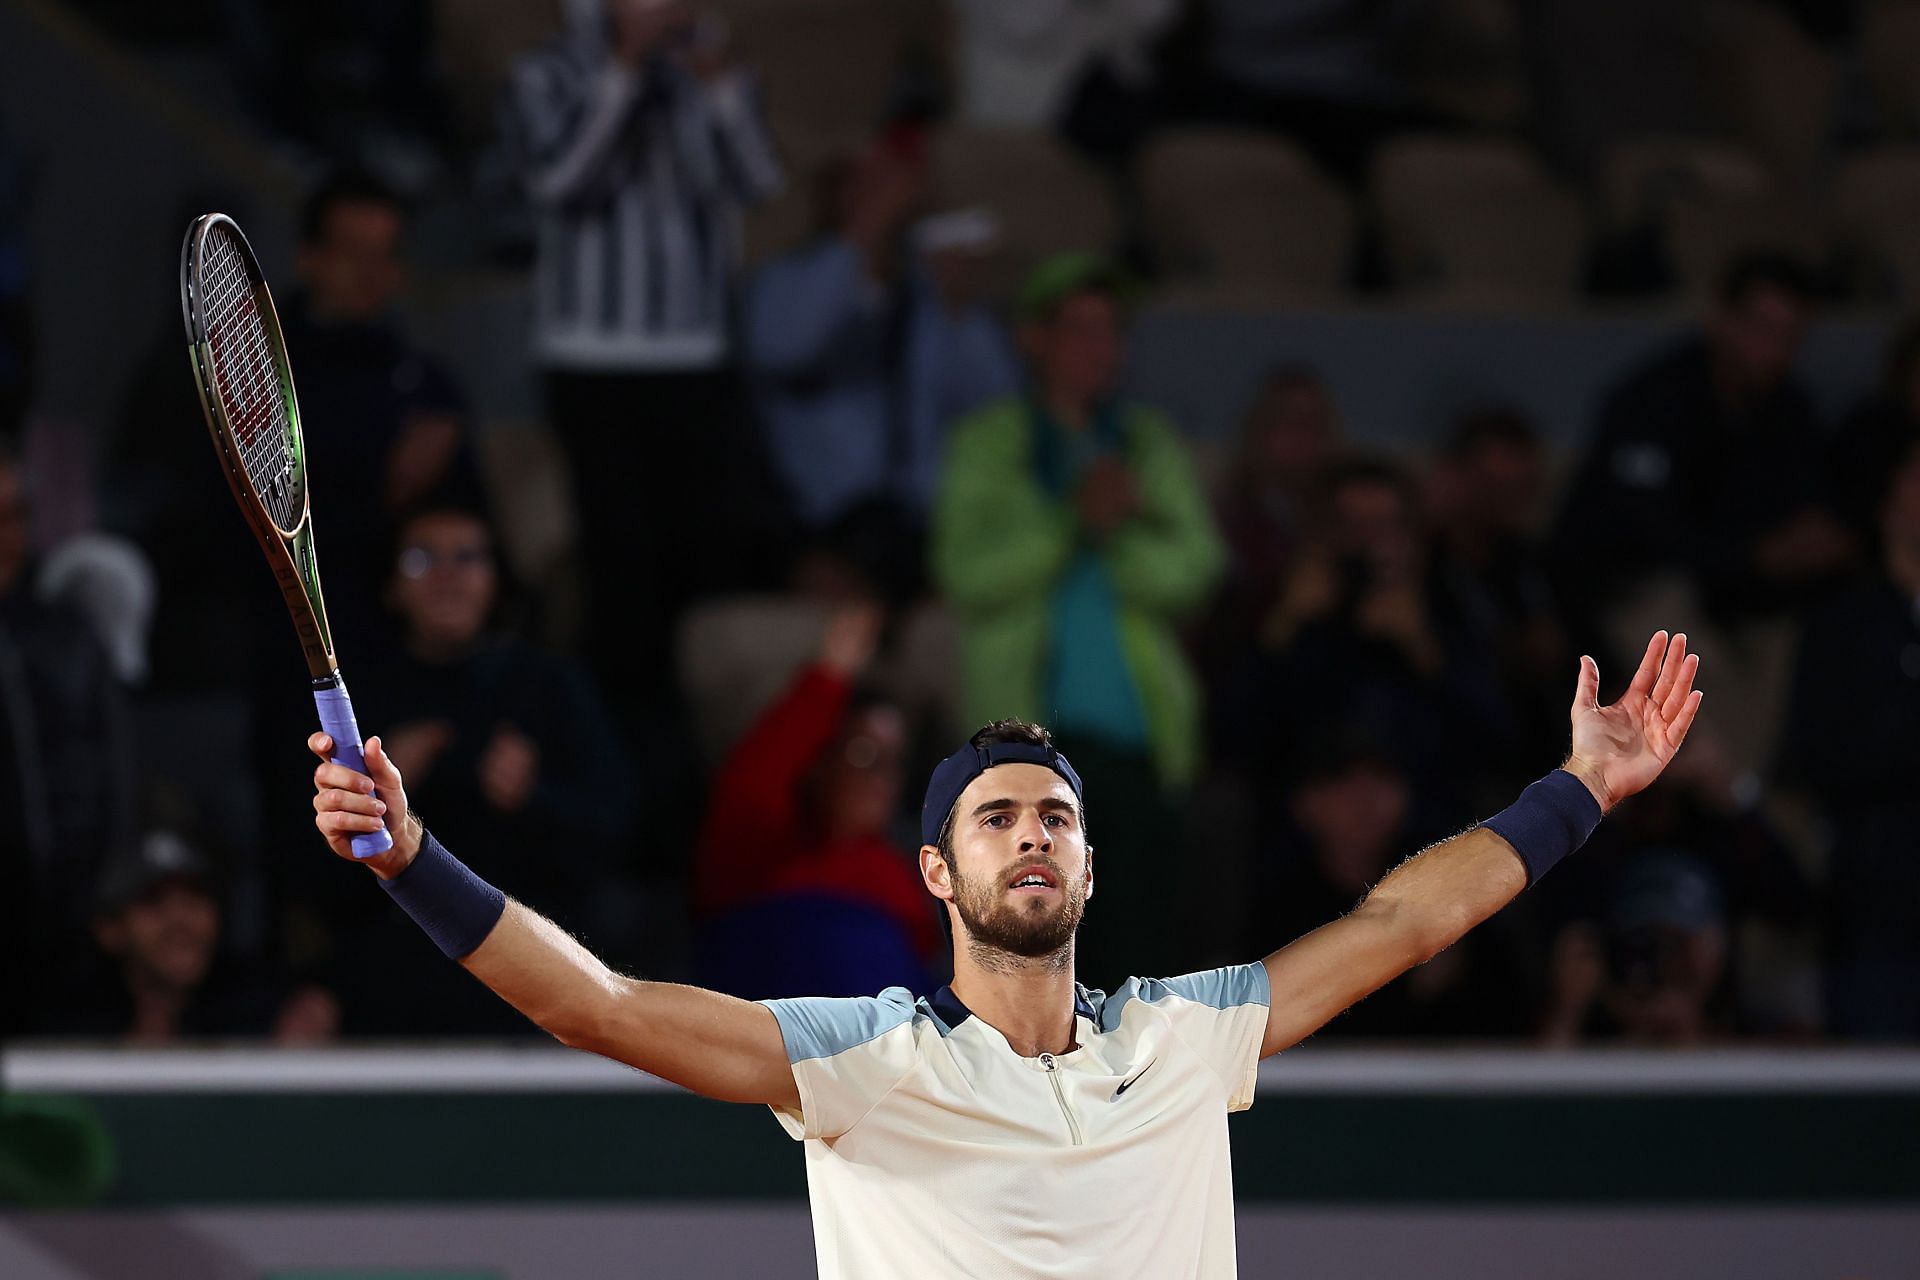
[310,733,423,879]
[1562,631,1703,814]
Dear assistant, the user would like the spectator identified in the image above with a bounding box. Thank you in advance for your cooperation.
[1216,457,1516,820]
[1550,253,1853,772]
[1827,315,1920,547]
[1199,365,1342,683]
[1542,725,1819,1040]
[1251,736,1530,1039]
[42,831,334,1044]
[1538,852,1734,1047]
[1778,439,1920,1039]
[1168,0,1443,184]
[283,168,483,638]
[1552,254,1852,631]
[746,145,1020,538]
[508,0,786,719]
[0,443,136,1039]
[1427,409,1571,782]
[290,503,636,1034]
[692,605,938,999]
[932,253,1224,988]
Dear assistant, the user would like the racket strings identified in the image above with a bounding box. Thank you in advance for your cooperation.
[201,227,302,529]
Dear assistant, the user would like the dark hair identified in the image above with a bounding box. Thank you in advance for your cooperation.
[1314,455,1420,517]
[1442,408,1539,462]
[1715,251,1814,310]
[300,168,406,245]
[931,719,1086,946]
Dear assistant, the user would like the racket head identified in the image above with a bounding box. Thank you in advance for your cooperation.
[181,213,337,677]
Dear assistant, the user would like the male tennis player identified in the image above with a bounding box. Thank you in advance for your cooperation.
[310,630,1701,1278]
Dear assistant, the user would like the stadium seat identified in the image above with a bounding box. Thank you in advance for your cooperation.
[1600,136,1773,231]
[677,596,837,761]
[932,127,1121,301]
[1702,0,1838,179]
[1595,136,1824,295]
[1835,146,1920,302]
[1137,130,1355,303]
[723,0,921,142]
[1662,184,1826,301]
[1862,0,1920,139]
[1371,136,1588,306]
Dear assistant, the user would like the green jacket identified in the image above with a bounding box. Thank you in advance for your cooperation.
[932,397,1225,787]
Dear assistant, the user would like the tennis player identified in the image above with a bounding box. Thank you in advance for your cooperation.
[309,629,1701,1278]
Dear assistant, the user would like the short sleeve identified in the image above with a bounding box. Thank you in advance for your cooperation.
[759,988,922,1140]
[1107,964,1270,1112]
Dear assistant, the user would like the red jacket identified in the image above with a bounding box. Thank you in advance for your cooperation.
[693,665,938,957]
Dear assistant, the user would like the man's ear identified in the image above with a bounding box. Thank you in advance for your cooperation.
[1083,844,1094,902]
[919,844,954,903]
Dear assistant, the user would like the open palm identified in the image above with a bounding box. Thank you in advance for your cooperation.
[1565,631,1703,812]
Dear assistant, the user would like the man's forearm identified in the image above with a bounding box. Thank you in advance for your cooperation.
[458,899,623,1048]
[1356,827,1529,965]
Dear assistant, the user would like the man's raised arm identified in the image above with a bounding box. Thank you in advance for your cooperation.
[310,734,799,1111]
[1257,631,1703,1058]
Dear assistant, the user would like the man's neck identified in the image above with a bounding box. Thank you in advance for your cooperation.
[948,949,1081,1058]
[125,970,189,1044]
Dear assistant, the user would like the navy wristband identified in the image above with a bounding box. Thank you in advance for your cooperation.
[1480,769,1604,885]
[379,831,508,959]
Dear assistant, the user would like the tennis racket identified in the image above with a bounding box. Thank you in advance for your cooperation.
[180,212,392,858]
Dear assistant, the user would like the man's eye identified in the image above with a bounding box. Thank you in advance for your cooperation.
[985,815,1010,828]
[1043,814,1065,827]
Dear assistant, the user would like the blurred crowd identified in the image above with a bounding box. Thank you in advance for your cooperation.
[4,0,1920,1048]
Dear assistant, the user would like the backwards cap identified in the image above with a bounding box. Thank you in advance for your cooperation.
[920,740,1083,846]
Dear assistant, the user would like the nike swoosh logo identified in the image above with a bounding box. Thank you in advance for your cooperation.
[1113,1060,1156,1099]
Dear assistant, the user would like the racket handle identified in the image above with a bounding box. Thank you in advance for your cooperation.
[314,679,395,859]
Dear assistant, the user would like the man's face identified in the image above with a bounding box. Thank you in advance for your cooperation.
[98,880,219,995]
[1710,285,1808,396]
[390,512,497,650]
[298,200,404,322]
[923,763,1092,963]
[1291,762,1409,889]
[1250,382,1337,488]
[1023,293,1124,408]
[818,704,908,839]
[1329,479,1422,574]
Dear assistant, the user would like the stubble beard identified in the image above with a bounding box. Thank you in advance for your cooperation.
[948,857,1086,974]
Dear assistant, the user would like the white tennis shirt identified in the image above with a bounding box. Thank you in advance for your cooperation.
[761,964,1271,1278]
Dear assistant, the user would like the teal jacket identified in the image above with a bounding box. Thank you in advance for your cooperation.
[932,398,1225,787]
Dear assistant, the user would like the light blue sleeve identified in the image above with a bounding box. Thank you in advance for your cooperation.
[760,988,922,1140]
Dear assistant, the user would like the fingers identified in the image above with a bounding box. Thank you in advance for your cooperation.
[314,759,375,795]
[1624,630,1668,700]
[1648,632,1688,708]
[309,732,333,761]
[1573,654,1600,712]
[1666,689,1705,752]
[1660,651,1701,721]
[313,783,388,844]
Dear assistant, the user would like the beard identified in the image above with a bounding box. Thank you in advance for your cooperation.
[948,856,1087,966]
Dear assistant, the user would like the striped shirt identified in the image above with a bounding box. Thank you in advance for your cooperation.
[509,14,783,372]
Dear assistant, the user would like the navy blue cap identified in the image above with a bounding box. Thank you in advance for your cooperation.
[920,740,1083,846]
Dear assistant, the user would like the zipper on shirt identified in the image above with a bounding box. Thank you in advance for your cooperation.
[1038,1053,1084,1146]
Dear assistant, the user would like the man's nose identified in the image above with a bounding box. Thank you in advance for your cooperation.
[1017,815,1052,854]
